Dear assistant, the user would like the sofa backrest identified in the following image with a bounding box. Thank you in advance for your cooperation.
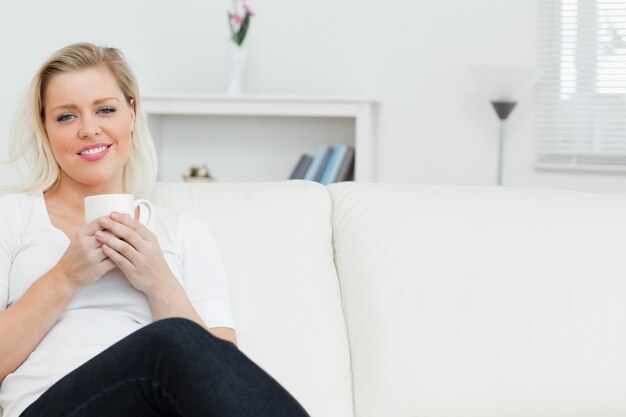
[328,183,626,417]
[151,181,354,417]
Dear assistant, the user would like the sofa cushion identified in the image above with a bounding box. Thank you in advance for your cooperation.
[329,183,626,417]
[151,181,353,417]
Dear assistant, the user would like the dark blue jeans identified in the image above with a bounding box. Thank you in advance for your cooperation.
[20,318,310,417]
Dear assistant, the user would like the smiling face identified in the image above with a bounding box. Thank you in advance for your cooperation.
[43,66,135,193]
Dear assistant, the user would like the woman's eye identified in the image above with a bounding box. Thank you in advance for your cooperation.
[98,107,116,114]
[56,114,74,122]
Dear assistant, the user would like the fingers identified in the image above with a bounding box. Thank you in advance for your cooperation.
[58,237,115,289]
[96,212,163,285]
[98,257,117,274]
[73,228,105,251]
[97,214,141,249]
[95,213,150,266]
[97,212,152,248]
[102,243,134,272]
[95,229,139,265]
[82,216,108,236]
[105,212,152,240]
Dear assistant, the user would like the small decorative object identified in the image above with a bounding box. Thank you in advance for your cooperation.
[183,165,214,182]
[226,0,255,95]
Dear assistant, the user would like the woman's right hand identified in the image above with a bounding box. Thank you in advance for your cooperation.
[54,218,117,291]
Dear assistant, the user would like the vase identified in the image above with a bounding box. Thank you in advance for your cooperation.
[227,43,247,95]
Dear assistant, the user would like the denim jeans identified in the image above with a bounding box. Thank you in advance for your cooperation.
[20,318,310,417]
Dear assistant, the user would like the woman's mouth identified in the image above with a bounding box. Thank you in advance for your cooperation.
[77,144,112,161]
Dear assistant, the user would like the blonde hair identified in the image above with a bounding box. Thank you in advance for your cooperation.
[8,42,157,197]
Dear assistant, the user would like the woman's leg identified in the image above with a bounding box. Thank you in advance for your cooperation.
[21,318,310,417]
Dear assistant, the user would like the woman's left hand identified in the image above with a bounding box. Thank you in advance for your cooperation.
[95,212,176,297]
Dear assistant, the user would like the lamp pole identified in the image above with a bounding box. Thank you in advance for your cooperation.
[490,101,517,186]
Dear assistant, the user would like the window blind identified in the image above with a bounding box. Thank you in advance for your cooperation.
[538,0,626,171]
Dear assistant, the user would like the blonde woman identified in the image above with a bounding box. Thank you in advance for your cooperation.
[0,43,309,417]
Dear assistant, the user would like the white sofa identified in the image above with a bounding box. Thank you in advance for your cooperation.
[4,181,626,416]
[150,181,626,417]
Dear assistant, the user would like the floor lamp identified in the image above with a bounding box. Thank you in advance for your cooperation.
[491,101,517,186]
[470,64,534,187]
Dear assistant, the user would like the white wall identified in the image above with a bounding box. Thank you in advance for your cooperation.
[2,0,626,193]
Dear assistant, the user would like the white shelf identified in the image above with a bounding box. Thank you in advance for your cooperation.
[142,94,377,182]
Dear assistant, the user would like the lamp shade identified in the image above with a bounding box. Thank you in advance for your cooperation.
[491,101,517,120]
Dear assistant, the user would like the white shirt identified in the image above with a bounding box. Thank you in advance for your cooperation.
[0,192,235,417]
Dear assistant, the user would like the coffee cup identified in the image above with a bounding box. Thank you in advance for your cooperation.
[84,194,153,226]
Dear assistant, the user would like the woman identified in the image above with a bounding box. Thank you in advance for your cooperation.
[0,43,309,417]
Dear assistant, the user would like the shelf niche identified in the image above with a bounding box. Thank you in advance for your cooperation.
[142,95,377,183]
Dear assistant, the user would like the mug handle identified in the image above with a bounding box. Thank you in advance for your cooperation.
[134,199,153,226]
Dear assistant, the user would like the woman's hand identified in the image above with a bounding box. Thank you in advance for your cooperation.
[95,212,177,297]
[56,220,117,291]
[95,212,232,342]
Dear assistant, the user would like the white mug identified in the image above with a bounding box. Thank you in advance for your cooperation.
[84,194,153,226]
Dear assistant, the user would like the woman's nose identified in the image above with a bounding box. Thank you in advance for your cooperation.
[78,118,101,139]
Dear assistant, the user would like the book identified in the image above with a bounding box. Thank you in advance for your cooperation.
[335,146,355,182]
[313,147,334,182]
[303,146,332,181]
[289,154,313,179]
[320,145,348,185]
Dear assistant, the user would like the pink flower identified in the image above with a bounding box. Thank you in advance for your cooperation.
[229,12,244,25]
[243,4,255,16]
[228,1,255,46]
